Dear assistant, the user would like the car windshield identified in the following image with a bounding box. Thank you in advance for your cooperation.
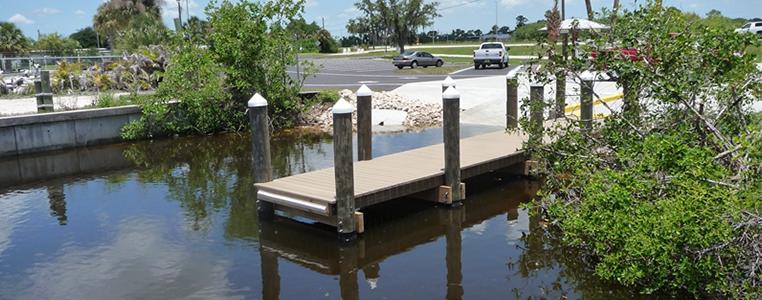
[401,51,416,56]
[481,44,502,49]
[742,23,750,28]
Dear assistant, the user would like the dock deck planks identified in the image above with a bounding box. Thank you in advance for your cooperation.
[255,130,528,215]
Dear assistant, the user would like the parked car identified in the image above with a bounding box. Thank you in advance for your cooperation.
[392,51,444,69]
[735,22,762,37]
[473,42,509,69]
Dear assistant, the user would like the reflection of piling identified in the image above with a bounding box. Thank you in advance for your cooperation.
[442,87,463,205]
[47,184,67,225]
[259,222,281,300]
[445,208,464,300]
[339,243,360,300]
[36,71,54,113]
[505,71,519,130]
[248,93,274,218]
[356,84,373,161]
[333,97,357,240]
[442,76,455,94]
[580,78,594,132]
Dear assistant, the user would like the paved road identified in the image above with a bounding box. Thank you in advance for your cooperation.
[292,56,518,91]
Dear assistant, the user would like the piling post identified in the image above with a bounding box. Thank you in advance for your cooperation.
[442,86,464,205]
[333,97,357,240]
[36,71,54,113]
[356,84,373,161]
[505,68,520,130]
[555,71,566,118]
[580,76,594,132]
[529,84,544,130]
[442,76,455,94]
[248,93,275,219]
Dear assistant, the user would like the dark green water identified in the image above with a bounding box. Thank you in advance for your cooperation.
[0,126,646,299]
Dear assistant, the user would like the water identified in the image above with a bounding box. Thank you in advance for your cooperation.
[0,125,646,299]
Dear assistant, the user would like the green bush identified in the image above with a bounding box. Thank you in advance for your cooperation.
[530,3,762,298]
[122,45,242,139]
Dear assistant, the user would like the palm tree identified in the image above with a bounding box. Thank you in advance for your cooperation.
[0,22,30,54]
[93,0,164,48]
[584,0,594,20]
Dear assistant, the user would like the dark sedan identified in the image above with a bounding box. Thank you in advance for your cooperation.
[392,51,444,69]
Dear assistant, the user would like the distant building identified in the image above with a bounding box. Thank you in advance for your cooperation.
[480,33,511,41]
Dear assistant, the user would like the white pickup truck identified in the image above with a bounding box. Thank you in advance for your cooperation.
[473,42,509,70]
[735,22,762,37]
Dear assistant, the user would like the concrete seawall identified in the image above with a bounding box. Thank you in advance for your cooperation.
[0,105,142,157]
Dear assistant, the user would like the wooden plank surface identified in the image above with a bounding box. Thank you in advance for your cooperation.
[255,130,526,209]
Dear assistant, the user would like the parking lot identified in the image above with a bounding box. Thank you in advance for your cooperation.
[292,56,519,91]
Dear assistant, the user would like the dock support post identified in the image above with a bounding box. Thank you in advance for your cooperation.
[505,69,519,130]
[555,71,566,118]
[442,76,455,94]
[580,79,594,132]
[248,93,275,219]
[333,97,357,240]
[442,86,464,205]
[258,222,280,300]
[338,243,360,300]
[356,84,373,161]
[36,71,54,113]
[529,84,544,131]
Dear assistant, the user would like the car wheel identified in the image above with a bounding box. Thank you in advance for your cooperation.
[423,65,428,68]
[411,61,417,69]
[474,64,480,70]
[397,66,403,70]
[436,60,443,67]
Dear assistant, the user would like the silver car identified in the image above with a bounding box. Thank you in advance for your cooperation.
[392,51,444,69]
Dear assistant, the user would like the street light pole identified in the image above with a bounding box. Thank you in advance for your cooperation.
[177,0,182,24]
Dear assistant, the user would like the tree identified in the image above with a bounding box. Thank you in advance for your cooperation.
[0,22,30,54]
[353,0,440,53]
[70,27,99,48]
[584,0,594,20]
[206,0,307,127]
[35,33,81,55]
[489,25,499,34]
[117,14,170,51]
[93,0,163,49]
[516,15,528,28]
[315,29,338,53]
[498,26,511,34]
[184,16,211,44]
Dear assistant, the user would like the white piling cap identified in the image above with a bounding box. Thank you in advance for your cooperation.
[442,86,460,100]
[579,70,596,81]
[332,97,354,114]
[506,66,523,79]
[356,84,373,97]
[247,93,268,107]
[442,76,456,87]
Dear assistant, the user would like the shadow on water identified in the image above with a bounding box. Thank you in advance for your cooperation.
[0,125,660,299]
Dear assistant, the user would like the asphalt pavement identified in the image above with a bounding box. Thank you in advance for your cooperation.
[291,56,517,91]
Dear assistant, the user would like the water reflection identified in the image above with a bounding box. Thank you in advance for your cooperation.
[0,126,656,299]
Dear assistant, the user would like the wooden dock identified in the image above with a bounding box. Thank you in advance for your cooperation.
[255,130,530,231]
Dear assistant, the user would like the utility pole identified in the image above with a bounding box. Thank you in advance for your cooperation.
[561,0,566,19]
[322,17,325,30]
[177,0,182,24]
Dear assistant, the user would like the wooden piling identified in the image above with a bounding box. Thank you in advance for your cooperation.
[580,79,594,131]
[555,71,566,118]
[444,208,464,300]
[248,93,275,219]
[529,85,544,130]
[333,98,357,240]
[442,86,463,205]
[356,84,373,161]
[442,76,455,94]
[36,71,54,113]
[505,69,520,130]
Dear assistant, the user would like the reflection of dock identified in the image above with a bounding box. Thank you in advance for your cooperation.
[257,179,538,300]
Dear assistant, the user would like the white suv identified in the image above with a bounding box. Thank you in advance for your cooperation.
[735,22,762,37]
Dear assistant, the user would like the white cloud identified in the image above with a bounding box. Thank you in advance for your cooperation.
[8,14,33,25]
[306,0,318,8]
[34,7,62,16]
[75,10,86,16]
[162,0,201,18]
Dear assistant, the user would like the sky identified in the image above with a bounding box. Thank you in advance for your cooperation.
[2,0,760,39]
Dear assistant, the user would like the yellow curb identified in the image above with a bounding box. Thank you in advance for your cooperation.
[564,93,624,113]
